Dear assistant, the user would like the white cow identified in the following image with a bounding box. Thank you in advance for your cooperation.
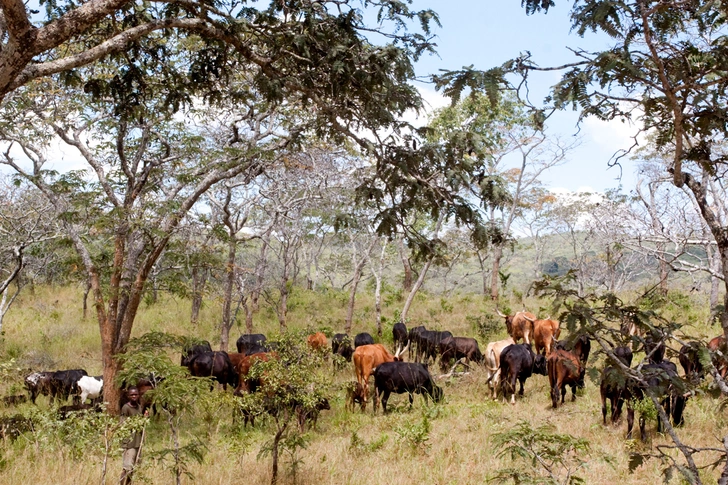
[484,337,515,400]
[76,375,103,404]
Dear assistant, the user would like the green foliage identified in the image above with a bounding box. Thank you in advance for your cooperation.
[468,314,502,341]
[394,410,433,453]
[349,430,389,455]
[490,420,590,484]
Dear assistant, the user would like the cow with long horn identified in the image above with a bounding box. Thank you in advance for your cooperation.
[497,309,536,344]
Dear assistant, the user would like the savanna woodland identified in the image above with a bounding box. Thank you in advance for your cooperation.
[1,0,728,483]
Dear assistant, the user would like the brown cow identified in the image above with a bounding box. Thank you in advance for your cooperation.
[529,317,561,356]
[234,352,276,395]
[497,310,535,344]
[708,335,728,379]
[307,332,327,352]
[547,348,583,408]
[352,343,406,411]
[484,337,515,399]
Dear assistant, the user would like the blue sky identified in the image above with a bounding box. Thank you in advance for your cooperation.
[408,1,641,194]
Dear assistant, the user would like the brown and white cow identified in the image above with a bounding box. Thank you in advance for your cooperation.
[484,337,515,399]
[708,335,728,379]
[352,343,406,411]
[497,310,536,344]
[528,317,561,356]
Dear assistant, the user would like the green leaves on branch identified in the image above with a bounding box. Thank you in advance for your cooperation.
[490,420,591,484]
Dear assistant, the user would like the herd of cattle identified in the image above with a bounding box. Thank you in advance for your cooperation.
[13,309,728,441]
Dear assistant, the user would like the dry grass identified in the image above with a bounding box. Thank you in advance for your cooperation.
[0,285,726,484]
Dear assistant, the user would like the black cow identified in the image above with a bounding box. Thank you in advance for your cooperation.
[438,336,483,371]
[408,325,426,362]
[354,332,375,348]
[499,344,547,404]
[599,347,637,427]
[236,334,267,355]
[622,361,688,440]
[48,369,88,405]
[678,342,704,382]
[181,340,213,366]
[185,351,237,390]
[418,330,453,364]
[644,333,666,364]
[332,333,353,363]
[393,322,408,348]
[372,361,443,413]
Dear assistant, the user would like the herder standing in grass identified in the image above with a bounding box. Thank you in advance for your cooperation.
[120,387,146,485]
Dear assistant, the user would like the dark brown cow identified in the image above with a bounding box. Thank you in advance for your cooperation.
[530,318,561,356]
[352,343,406,411]
[438,336,483,371]
[547,348,583,408]
[497,310,536,344]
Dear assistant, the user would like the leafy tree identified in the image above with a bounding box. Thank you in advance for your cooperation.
[426,93,570,300]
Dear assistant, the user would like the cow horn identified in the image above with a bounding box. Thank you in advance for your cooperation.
[496,309,506,318]
[523,315,536,322]
[394,344,402,359]
[400,342,409,358]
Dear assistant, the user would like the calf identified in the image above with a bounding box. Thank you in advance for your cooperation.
[499,344,547,404]
[485,337,515,400]
[236,333,267,355]
[354,332,375,348]
[345,381,366,412]
[497,310,536,344]
[76,375,103,404]
[295,397,330,431]
[547,348,583,408]
[372,361,443,413]
[438,336,483,372]
[532,318,561,356]
[352,344,406,411]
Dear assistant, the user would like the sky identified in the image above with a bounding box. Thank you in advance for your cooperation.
[406,0,642,195]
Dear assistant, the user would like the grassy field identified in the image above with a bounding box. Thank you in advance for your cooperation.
[0,284,726,484]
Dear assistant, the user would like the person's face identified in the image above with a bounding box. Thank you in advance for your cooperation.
[128,391,140,404]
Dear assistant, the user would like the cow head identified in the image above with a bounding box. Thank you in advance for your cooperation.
[496,309,513,335]
[393,342,409,362]
[533,354,548,375]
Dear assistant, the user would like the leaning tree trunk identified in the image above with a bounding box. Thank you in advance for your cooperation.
[397,237,413,293]
[278,276,288,332]
[190,266,208,325]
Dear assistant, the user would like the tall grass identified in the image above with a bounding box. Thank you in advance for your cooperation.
[0,284,724,484]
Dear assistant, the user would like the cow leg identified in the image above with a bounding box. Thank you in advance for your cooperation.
[518,377,525,396]
[601,394,607,424]
[626,405,634,439]
[381,391,390,414]
[570,383,577,402]
[409,393,414,407]
[639,416,646,441]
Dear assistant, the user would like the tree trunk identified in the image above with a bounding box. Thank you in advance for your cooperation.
[490,244,504,301]
[398,237,413,293]
[82,279,91,320]
[711,248,722,323]
[220,238,237,352]
[374,241,386,338]
[344,261,365,335]
[278,277,288,332]
[190,266,207,325]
